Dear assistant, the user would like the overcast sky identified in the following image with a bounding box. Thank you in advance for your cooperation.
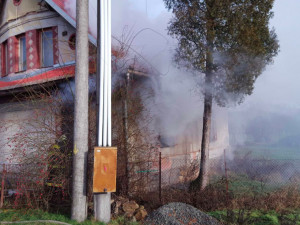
[243,0,300,111]
[111,0,300,113]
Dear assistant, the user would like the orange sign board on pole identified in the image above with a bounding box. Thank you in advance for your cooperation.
[93,147,117,193]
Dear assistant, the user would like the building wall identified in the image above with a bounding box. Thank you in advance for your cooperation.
[0,0,76,78]
[0,0,42,28]
[0,99,56,164]
[0,1,88,164]
[160,105,230,161]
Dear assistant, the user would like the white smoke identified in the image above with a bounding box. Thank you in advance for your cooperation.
[63,0,206,143]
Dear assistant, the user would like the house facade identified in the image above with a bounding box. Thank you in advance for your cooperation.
[0,0,85,164]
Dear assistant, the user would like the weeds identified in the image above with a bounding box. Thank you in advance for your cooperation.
[0,209,140,225]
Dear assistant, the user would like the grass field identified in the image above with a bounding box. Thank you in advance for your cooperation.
[208,210,300,225]
[233,144,300,160]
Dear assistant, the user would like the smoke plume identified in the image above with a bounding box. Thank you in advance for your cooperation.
[64,0,207,144]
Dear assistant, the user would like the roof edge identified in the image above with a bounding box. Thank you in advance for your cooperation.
[45,0,97,46]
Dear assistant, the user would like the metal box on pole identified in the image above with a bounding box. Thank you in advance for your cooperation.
[93,147,117,193]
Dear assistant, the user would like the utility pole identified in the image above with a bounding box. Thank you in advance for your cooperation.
[71,0,89,222]
[94,0,112,222]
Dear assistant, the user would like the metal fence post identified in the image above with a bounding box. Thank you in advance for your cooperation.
[0,164,6,208]
[159,152,162,203]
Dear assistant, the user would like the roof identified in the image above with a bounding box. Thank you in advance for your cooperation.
[0,65,75,91]
[45,0,97,45]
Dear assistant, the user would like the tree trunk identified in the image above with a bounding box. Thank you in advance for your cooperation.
[198,79,212,190]
[191,14,214,191]
[71,0,89,222]
[190,74,212,191]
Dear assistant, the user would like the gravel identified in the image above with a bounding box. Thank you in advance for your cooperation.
[145,202,222,225]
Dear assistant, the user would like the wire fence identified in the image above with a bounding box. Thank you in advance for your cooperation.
[128,151,300,203]
[1,150,300,209]
[0,163,35,208]
[0,162,69,209]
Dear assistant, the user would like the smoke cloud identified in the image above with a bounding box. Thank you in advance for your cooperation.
[64,0,207,144]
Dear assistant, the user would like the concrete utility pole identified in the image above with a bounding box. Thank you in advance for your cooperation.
[71,0,89,222]
[94,0,112,222]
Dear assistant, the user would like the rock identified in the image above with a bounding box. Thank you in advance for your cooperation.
[111,195,148,221]
[145,202,221,225]
[118,196,129,203]
[135,208,148,221]
[132,216,137,222]
[125,212,134,218]
[122,200,139,214]
[112,198,123,216]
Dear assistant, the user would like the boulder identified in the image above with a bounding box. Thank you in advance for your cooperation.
[122,200,139,214]
[135,207,148,221]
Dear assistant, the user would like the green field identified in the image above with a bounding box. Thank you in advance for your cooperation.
[234,144,300,160]
[208,210,300,225]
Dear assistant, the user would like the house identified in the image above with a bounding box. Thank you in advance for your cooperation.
[0,0,95,164]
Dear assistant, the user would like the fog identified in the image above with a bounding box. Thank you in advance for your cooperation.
[229,0,300,156]
[113,0,300,155]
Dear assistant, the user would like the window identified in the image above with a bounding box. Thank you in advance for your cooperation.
[0,45,2,77]
[40,30,54,67]
[19,36,26,71]
[3,41,8,75]
[68,34,76,50]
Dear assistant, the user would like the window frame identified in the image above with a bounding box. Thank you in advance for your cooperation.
[40,29,54,68]
[18,35,27,72]
[0,44,2,77]
[68,34,76,50]
[3,41,8,76]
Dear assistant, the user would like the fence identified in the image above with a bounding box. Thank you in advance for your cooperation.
[1,151,300,209]
[0,163,33,208]
[0,162,69,209]
[128,150,300,204]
